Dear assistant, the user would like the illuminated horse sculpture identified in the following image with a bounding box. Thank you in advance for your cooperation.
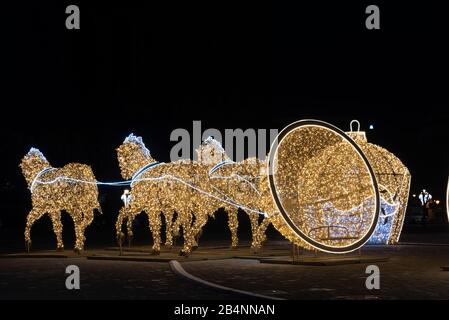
[116,134,218,256]
[20,148,102,253]
[115,134,272,255]
[192,137,239,248]
[200,138,271,252]
[115,134,172,254]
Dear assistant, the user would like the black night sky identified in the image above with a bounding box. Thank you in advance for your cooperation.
[1,1,448,230]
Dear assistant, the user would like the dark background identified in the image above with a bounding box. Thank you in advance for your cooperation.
[1,1,447,244]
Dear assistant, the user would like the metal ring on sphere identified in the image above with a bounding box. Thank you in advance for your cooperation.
[268,119,381,253]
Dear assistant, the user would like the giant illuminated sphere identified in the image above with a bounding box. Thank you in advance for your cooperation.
[346,126,411,245]
[267,120,380,253]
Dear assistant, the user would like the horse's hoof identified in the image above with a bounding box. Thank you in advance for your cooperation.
[165,245,173,250]
[151,250,160,256]
[230,246,238,250]
[117,233,125,247]
[25,240,32,253]
[192,246,199,251]
[117,232,125,246]
[74,248,83,255]
[179,250,190,257]
[56,246,64,252]
[251,248,260,255]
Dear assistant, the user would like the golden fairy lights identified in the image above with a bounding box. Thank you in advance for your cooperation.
[20,119,415,255]
[267,120,380,253]
[347,121,411,245]
[115,134,270,255]
[20,148,101,252]
[208,156,271,252]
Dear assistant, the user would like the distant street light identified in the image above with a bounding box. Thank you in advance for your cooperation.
[419,189,432,206]
[418,189,433,224]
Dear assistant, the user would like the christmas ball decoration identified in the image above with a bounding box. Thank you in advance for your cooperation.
[267,120,380,253]
[346,121,411,245]
[20,148,102,252]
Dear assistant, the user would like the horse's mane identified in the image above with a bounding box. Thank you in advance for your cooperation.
[20,148,51,187]
[123,133,151,157]
[196,136,230,165]
[117,133,156,179]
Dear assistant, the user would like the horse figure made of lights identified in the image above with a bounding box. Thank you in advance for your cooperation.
[207,153,271,252]
[115,134,272,255]
[20,148,102,253]
[115,134,219,255]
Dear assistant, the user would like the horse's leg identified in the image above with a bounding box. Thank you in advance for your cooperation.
[79,208,94,251]
[251,215,271,253]
[172,213,181,243]
[115,207,127,249]
[248,212,258,251]
[191,210,209,250]
[24,208,45,252]
[194,229,203,249]
[227,207,239,249]
[179,211,194,256]
[164,210,174,249]
[147,209,162,255]
[49,210,64,251]
[126,214,135,247]
[259,218,270,244]
[248,212,262,253]
[71,211,85,254]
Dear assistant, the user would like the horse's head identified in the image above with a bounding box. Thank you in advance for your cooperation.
[117,133,155,179]
[19,148,51,187]
[196,136,230,166]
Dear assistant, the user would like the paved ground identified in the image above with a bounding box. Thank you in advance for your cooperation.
[181,245,449,299]
[1,225,449,300]
[0,257,241,300]
[1,243,449,299]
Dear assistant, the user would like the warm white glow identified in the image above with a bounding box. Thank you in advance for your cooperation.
[267,120,380,254]
[347,124,411,245]
[20,119,412,256]
[20,148,101,253]
[115,134,271,255]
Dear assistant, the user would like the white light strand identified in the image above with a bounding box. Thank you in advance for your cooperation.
[30,167,56,192]
[33,174,268,217]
